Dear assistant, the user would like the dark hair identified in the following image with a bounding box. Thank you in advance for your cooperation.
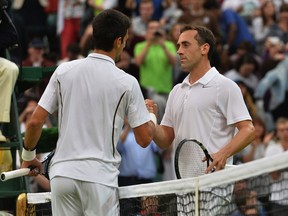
[180,25,216,60]
[92,9,131,52]
[252,116,266,140]
[235,54,259,72]
[280,2,288,13]
[261,1,276,25]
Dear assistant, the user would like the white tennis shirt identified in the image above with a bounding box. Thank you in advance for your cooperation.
[161,67,252,165]
[38,53,151,187]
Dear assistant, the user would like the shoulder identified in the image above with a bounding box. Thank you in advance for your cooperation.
[211,73,241,95]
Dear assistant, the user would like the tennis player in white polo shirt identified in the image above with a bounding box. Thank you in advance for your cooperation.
[147,25,256,175]
[146,25,256,215]
[20,9,156,216]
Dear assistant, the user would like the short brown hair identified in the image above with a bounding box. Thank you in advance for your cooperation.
[180,25,216,60]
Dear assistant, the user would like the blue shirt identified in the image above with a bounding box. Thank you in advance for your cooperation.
[220,9,255,51]
[117,130,161,179]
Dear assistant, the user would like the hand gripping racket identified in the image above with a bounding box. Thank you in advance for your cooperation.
[174,139,235,179]
[0,149,55,182]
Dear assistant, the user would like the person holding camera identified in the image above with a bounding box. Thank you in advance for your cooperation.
[134,19,177,122]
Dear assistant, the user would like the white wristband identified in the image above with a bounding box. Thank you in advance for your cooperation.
[22,148,36,161]
[150,113,157,126]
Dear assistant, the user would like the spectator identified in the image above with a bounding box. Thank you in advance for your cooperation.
[260,36,285,78]
[225,54,259,94]
[79,0,119,56]
[22,38,56,67]
[235,80,258,119]
[0,1,19,142]
[229,41,262,71]
[134,19,177,121]
[57,0,85,59]
[58,43,84,65]
[131,0,155,38]
[252,0,277,54]
[265,117,288,157]
[177,0,221,39]
[210,2,256,55]
[0,58,19,142]
[117,118,162,186]
[236,116,273,163]
[267,2,288,45]
[254,58,288,124]
[22,37,57,99]
[264,117,288,216]
[232,181,266,216]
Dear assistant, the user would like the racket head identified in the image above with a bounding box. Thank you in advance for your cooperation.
[174,139,212,179]
[41,149,55,180]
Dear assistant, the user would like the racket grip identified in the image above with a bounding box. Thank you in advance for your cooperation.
[0,168,30,182]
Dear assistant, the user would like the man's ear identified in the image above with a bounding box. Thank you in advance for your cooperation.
[201,43,210,56]
[114,37,122,49]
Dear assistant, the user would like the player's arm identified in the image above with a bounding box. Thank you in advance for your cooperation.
[21,105,49,174]
[133,121,155,148]
[24,105,49,150]
[207,120,255,172]
[153,125,174,149]
[145,99,175,149]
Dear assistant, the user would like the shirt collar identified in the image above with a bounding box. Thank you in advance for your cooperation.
[88,53,115,65]
[181,67,219,87]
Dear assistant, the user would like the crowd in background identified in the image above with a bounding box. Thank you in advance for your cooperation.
[2,0,288,194]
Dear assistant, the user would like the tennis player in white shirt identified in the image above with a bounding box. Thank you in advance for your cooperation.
[21,9,157,216]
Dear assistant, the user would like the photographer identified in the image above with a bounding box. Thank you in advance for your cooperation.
[134,20,177,122]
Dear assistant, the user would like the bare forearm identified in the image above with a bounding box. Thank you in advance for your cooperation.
[153,125,174,149]
[24,120,44,149]
[220,123,255,158]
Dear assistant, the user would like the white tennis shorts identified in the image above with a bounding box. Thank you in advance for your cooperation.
[51,176,119,216]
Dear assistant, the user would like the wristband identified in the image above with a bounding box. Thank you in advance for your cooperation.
[22,148,36,161]
[150,113,157,126]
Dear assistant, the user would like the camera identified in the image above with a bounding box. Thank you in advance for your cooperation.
[154,30,163,37]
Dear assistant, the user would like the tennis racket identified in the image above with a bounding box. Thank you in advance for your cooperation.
[174,139,235,179]
[0,149,55,182]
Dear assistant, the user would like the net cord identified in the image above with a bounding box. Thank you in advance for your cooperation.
[26,151,288,203]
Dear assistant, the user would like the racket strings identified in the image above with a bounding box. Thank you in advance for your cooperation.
[178,141,207,178]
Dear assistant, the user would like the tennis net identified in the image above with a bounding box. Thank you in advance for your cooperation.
[17,151,288,216]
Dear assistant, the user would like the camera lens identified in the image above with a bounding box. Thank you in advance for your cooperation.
[154,31,162,37]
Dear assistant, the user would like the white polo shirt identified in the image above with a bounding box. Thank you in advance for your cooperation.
[161,67,251,165]
[38,53,151,187]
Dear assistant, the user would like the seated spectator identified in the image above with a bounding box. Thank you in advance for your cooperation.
[229,41,262,70]
[259,36,285,78]
[22,38,56,67]
[235,116,273,163]
[251,0,277,54]
[267,2,288,45]
[58,43,84,65]
[225,54,259,94]
[264,117,288,215]
[235,80,258,119]
[265,117,288,157]
[0,58,19,142]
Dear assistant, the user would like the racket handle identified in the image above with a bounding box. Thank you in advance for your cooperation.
[0,168,30,182]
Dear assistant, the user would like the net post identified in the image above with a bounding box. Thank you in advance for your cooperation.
[16,193,27,216]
